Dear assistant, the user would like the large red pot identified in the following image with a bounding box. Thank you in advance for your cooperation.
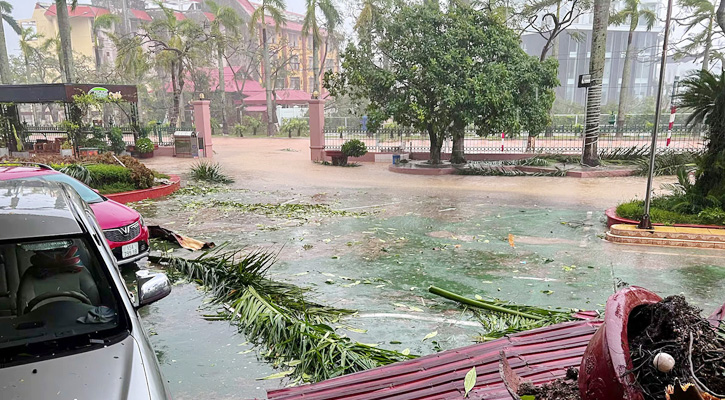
[579,286,663,400]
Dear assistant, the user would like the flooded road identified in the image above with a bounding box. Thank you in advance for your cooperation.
[135,138,725,399]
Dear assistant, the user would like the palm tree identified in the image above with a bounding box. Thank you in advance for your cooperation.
[19,27,39,83]
[611,0,656,137]
[56,0,77,83]
[302,0,341,94]
[676,0,719,72]
[91,13,120,72]
[678,70,725,198]
[250,0,286,136]
[207,0,242,136]
[582,0,612,166]
[0,1,21,84]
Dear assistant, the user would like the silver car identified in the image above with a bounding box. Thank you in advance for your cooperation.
[0,179,172,399]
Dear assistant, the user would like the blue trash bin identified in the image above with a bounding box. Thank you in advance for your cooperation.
[392,154,401,165]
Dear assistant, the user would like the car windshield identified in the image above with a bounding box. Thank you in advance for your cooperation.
[0,236,127,363]
[19,174,105,204]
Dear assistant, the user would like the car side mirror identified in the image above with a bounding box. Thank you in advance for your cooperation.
[135,270,171,308]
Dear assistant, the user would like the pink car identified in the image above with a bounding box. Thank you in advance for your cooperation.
[0,162,150,266]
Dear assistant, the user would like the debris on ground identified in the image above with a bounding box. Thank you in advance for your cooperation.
[628,296,725,400]
[149,225,215,250]
[517,368,580,400]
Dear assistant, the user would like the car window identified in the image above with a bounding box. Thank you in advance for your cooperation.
[19,174,105,204]
[0,236,127,363]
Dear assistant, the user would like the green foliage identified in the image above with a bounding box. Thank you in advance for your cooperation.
[96,181,136,194]
[135,137,154,154]
[325,4,558,163]
[107,127,126,155]
[280,118,309,136]
[153,248,413,383]
[59,163,92,185]
[341,139,368,157]
[236,115,263,136]
[189,160,234,184]
[86,164,133,187]
[634,151,698,176]
[679,70,725,201]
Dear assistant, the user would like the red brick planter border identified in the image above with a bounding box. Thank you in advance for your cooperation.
[605,206,725,230]
[105,175,181,204]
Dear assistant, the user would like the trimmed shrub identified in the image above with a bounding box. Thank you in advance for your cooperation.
[97,181,137,195]
[135,137,154,154]
[341,139,368,158]
[87,164,133,187]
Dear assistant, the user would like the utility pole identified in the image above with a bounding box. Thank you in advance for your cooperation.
[638,0,674,230]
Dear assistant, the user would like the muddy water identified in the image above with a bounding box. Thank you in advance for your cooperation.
[135,138,725,399]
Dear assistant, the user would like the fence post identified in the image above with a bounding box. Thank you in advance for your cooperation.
[309,99,325,162]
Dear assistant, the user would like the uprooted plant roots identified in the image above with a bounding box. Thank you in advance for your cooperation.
[628,296,725,400]
[518,368,580,400]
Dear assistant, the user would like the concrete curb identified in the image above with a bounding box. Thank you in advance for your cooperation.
[105,175,181,204]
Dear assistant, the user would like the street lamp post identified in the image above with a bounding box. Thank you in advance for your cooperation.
[638,0,674,230]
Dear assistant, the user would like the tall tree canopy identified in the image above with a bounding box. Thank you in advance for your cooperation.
[325,3,557,164]
[0,1,21,84]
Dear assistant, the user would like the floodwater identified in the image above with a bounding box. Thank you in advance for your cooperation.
[134,138,725,399]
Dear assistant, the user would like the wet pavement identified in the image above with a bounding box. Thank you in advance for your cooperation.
[134,138,725,399]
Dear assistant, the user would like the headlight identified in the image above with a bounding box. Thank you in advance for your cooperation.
[139,215,145,227]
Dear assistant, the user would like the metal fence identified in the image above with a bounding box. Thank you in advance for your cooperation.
[23,125,178,147]
[324,126,707,155]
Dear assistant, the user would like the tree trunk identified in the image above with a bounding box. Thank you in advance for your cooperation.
[262,27,277,136]
[0,20,11,84]
[450,122,466,164]
[169,61,180,128]
[717,0,725,33]
[583,0,611,167]
[616,18,637,138]
[56,0,75,83]
[544,17,560,138]
[428,126,442,165]
[312,32,320,93]
[218,45,229,136]
[702,15,713,72]
[93,29,102,73]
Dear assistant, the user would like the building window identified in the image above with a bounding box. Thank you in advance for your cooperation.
[308,77,314,91]
[291,77,300,90]
[290,55,300,70]
[325,59,334,69]
[308,57,313,68]
[275,77,286,89]
[289,33,297,47]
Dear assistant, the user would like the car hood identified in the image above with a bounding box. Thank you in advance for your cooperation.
[0,336,151,400]
[90,199,140,229]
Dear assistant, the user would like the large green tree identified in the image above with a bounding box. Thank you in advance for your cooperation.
[0,1,20,84]
[56,0,77,83]
[303,0,341,93]
[675,0,721,72]
[207,0,242,136]
[326,3,557,165]
[121,5,207,127]
[582,0,612,166]
[610,0,656,137]
[250,0,286,136]
[679,70,725,201]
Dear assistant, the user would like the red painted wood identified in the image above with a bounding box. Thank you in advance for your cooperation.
[105,175,180,204]
[578,286,662,400]
[267,319,601,400]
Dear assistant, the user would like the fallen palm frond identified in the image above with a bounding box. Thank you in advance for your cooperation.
[635,151,699,176]
[428,286,577,342]
[150,248,414,384]
[59,163,92,185]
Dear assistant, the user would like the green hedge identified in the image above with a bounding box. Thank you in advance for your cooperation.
[86,164,134,187]
[616,200,725,226]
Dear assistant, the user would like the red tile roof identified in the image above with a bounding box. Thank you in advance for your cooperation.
[44,4,109,18]
[131,9,152,21]
[166,67,263,94]
[174,11,186,21]
[204,12,216,22]
[267,316,602,400]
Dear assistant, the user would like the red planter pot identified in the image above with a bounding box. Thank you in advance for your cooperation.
[579,286,663,400]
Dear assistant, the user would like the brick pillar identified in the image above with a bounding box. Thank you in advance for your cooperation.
[192,99,213,158]
[309,99,325,162]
